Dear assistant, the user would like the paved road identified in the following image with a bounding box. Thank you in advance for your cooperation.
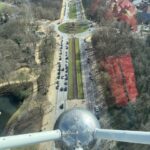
[79,38,98,112]
[53,0,98,120]
[51,0,100,149]
[54,0,70,119]
[55,36,69,118]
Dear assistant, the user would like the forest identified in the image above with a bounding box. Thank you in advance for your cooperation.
[0,0,61,82]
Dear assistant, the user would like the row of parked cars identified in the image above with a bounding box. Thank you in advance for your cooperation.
[56,38,69,92]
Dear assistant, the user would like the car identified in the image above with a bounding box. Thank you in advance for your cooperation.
[64,87,67,91]
[61,68,64,71]
[65,57,68,60]
[87,58,90,63]
[66,46,68,49]
[60,87,63,91]
[89,76,93,81]
[56,85,59,90]
[90,24,93,28]
[89,72,92,76]
[57,76,60,79]
[61,76,64,79]
[58,66,61,69]
[94,106,100,120]
[65,76,68,80]
[59,104,64,109]
[59,57,62,61]
[64,82,67,85]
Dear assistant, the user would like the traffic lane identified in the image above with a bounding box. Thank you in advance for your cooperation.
[79,39,96,112]
[64,0,69,21]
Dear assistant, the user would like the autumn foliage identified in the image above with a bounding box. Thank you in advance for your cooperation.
[101,54,138,105]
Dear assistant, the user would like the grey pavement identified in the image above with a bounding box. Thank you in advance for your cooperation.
[52,0,100,149]
[53,0,98,123]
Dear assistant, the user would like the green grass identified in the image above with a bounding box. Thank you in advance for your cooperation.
[75,38,84,99]
[0,2,5,10]
[68,39,74,99]
[12,145,38,150]
[69,4,77,19]
[58,22,88,34]
[68,38,84,99]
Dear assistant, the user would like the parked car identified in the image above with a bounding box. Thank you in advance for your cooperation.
[60,87,63,91]
[65,76,68,80]
[59,104,64,109]
[64,87,67,91]
[56,85,59,90]
[94,106,100,120]
[64,82,67,85]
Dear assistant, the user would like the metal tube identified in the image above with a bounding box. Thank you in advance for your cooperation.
[94,128,150,145]
[0,130,61,150]
[75,147,83,150]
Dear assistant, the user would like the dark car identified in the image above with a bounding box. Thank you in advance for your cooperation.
[94,106,100,120]
[60,87,63,91]
[65,76,68,80]
[64,82,67,85]
[56,81,59,84]
[64,87,67,91]
[59,104,64,109]
[56,85,59,90]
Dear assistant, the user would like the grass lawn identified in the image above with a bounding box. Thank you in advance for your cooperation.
[0,2,14,14]
[68,38,74,99]
[0,2,5,10]
[75,38,84,99]
[69,4,77,19]
[58,22,88,34]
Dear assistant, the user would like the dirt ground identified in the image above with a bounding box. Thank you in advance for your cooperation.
[67,99,86,109]
[38,35,60,150]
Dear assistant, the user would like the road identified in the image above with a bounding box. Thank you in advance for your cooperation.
[55,35,69,118]
[52,0,98,120]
